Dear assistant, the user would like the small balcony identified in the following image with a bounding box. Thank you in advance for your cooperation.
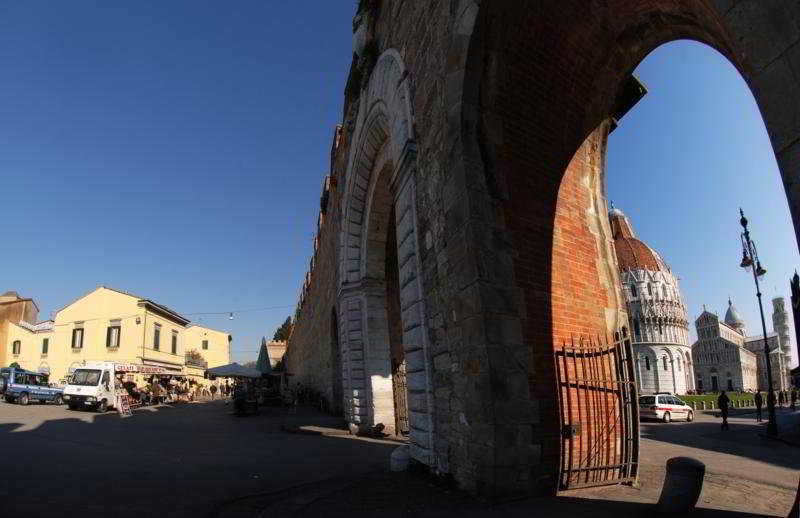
[185,355,207,369]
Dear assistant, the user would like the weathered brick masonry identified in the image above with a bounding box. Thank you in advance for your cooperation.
[286,0,800,498]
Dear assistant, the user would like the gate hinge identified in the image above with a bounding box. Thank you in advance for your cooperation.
[563,424,581,439]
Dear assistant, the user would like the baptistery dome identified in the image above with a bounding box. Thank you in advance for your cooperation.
[609,204,693,395]
[610,205,668,272]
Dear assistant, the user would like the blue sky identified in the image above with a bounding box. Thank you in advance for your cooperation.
[1,5,797,365]
[610,40,799,364]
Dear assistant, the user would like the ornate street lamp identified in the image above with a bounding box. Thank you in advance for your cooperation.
[739,208,778,436]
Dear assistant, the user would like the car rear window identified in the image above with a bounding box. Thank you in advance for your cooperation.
[639,396,655,405]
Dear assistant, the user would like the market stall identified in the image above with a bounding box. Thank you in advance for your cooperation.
[206,363,261,415]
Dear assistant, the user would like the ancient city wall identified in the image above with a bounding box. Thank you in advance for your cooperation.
[285,0,800,499]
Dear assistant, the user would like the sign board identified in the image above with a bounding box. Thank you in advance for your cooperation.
[113,363,170,375]
[117,394,132,417]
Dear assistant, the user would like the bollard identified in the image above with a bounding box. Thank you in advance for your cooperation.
[390,444,410,471]
[657,457,706,514]
[700,401,706,410]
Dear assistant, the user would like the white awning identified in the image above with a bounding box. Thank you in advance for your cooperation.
[206,363,262,379]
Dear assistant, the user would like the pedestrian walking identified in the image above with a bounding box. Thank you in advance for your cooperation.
[718,390,730,431]
[779,390,786,408]
[754,391,763,422]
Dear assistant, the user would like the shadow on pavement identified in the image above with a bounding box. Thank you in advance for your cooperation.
[267,469,783,518]
[0,401,396,518]
[640,410,800,471]
[1,402,794,517]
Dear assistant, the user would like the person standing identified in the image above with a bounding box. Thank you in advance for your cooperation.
[754,391,763,422]
[718,390,730,431]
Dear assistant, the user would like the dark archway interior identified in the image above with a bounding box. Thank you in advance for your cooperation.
[385,202,408,435]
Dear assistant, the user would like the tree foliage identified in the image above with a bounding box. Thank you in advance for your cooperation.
[272,316,293,341]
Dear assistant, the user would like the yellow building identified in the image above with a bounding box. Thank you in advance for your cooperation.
[3,286,232,388]
[185,324,232,367]
[183,324,232,390]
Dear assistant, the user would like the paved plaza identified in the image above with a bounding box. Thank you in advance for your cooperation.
[0,400,797,517]
[0,401,396,517]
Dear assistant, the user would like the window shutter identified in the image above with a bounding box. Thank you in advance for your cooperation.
[106,327,112,347]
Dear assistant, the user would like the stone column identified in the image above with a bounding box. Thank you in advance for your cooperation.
[391,147,434,465]
[339,293,368,430]
[670,355,678,394]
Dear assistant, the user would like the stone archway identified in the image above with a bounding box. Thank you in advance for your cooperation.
[337,49,434,465]
[445,0,800,496]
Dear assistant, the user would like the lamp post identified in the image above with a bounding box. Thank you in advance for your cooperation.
[739,208,778,436]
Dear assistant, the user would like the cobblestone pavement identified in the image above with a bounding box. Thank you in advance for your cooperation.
[0,400,796,517]
[259,409,800,517]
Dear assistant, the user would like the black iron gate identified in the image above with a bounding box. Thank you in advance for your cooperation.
[554,332,639,490]
[393,359,409,435]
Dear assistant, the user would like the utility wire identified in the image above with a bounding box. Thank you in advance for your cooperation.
[184,304,296,316]
[36,305,296,326]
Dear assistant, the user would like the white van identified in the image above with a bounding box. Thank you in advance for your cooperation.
[63,361,117,412]
[63,361,170,412]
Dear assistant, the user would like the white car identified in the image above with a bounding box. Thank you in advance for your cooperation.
[639,393,694,423]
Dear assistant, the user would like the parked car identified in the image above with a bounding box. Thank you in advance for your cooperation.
[639,393,693,423]
[1,367,64,405]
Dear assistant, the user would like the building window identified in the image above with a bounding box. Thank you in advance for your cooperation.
[663,356,668,371]
[202,339,208,350]
[154,324,161,351]
[645,357,650,371]
[12,340,21,355]
[171,330,178,355]
[634,319,641,340]
[72,327,84,349]
[42,338,49,356]
[677,358,682,371]
[106,320,121,348]
[630,284,637,298]
[648,284,652,296]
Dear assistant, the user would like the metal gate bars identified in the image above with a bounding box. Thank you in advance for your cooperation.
[554,332,639,490]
